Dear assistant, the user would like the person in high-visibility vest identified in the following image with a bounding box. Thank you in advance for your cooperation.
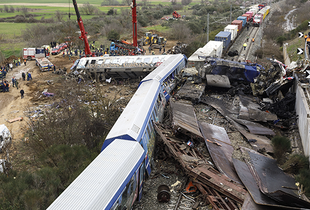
[252,37,255,42]
[304,33,307,40]
[307,36,310,55]
[243,42,247,50]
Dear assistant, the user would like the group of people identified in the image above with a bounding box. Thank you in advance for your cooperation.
[1,81,10,92]
[12,58,21,67]
[243,36,255,50]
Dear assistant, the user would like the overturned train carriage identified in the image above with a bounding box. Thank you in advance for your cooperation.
[48,54,187,210]
[75,55,177,80]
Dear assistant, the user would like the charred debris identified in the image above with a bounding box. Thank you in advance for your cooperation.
[153,57,310,209]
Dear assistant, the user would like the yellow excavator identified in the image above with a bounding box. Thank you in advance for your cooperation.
[139,32,167,46]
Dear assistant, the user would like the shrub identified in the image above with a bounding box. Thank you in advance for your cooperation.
[282,154,309,174]
[107,29,120,40]
[271,136,291,164]
[296,168,310,197]
[276,36,286,46]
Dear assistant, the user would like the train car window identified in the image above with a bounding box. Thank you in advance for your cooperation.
[120,58,126,65]
[85,60,89,67]
[90,60,96,64]
[152,57,159,63]
[97,59,103,65]
[136,58,142,64]
[105,59,111,64]
[112,58,120,64]
[145,126,150,139]
[143,58,150,63]
[147,125,151,139]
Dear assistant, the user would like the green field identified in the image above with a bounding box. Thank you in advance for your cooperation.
[0,0,202,60]
[0,22,29,36]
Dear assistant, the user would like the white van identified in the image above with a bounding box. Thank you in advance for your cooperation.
[0,124,11,153]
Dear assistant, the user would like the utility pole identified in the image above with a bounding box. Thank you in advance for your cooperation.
[207,13,209,42]
[230,4,232,23]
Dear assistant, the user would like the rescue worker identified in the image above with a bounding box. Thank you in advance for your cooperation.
[252,37,255,42]
[20,89,24,99]
[22,72,25,81]
[12,77,15,87]
[243,42,247,50]
[307,36,310,55]
[304,33,307,41]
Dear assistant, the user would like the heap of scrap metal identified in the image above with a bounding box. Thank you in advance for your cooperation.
[234,147,310,209]
[155,100,247,208]
[174,80,206,103]
[251,58,294,96]
[156,96,310,209]
[198,57,262,83]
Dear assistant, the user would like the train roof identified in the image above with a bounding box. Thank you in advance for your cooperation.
[104,80,160,145]
[215,31,231,38]
[76,55,170,69]
[141,54,186,83]
[258,5,270,14]
[188,41,223,61]
[47,139,145,210]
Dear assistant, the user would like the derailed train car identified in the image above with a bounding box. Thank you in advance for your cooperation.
[47,54,187,210]
[74,55,176,80]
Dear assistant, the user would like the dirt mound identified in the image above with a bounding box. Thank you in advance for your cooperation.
[2,55,20,65]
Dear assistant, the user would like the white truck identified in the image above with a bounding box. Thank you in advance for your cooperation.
[35,57,54,72]
[23,48,46,60]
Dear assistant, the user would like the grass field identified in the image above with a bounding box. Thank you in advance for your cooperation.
[0,0,201,60]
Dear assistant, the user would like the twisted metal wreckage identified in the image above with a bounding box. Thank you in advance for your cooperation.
[150,57,310,209]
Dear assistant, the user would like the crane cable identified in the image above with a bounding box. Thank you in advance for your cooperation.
[69,0,71,19]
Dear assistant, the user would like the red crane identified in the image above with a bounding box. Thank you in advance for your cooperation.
[131,0,138,47]
[72,0,92,56]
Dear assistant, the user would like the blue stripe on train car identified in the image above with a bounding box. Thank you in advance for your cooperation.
[237,16,247,27]
[214,31,231,50]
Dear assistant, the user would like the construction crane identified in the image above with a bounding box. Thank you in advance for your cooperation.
[72,0,92,56]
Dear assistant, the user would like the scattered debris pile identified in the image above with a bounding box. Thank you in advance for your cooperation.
[150,58,310,209]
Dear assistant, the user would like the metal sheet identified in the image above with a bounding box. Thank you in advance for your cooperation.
[175,80,206,103]
[201,97,274,153]
[233,118,275,136]
[233,158,280,206]
[199,121,242,184]
[206,75,231,88]
[154,123,246,204]
[170,100,203,139]
[248,152,310,209]
[241,193,299,210]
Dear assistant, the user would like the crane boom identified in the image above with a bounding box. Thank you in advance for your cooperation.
[72,0,92,56]
[132,0,137,47]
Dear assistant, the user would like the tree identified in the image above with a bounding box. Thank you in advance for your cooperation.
[181,0,192,5]
[81,2,98,15]
[55,10,64,22]
[107,29,120,40]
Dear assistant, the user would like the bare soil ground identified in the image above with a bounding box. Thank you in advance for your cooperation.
[0,53,138,171]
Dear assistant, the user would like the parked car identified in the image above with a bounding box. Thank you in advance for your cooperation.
[51,47,60,55]
[0,124,11,153]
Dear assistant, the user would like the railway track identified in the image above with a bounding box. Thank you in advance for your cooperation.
[167,191,195,210]
[235,26,259,62]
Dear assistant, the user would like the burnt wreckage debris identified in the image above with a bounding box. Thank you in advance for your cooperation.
[151,56,306,208]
